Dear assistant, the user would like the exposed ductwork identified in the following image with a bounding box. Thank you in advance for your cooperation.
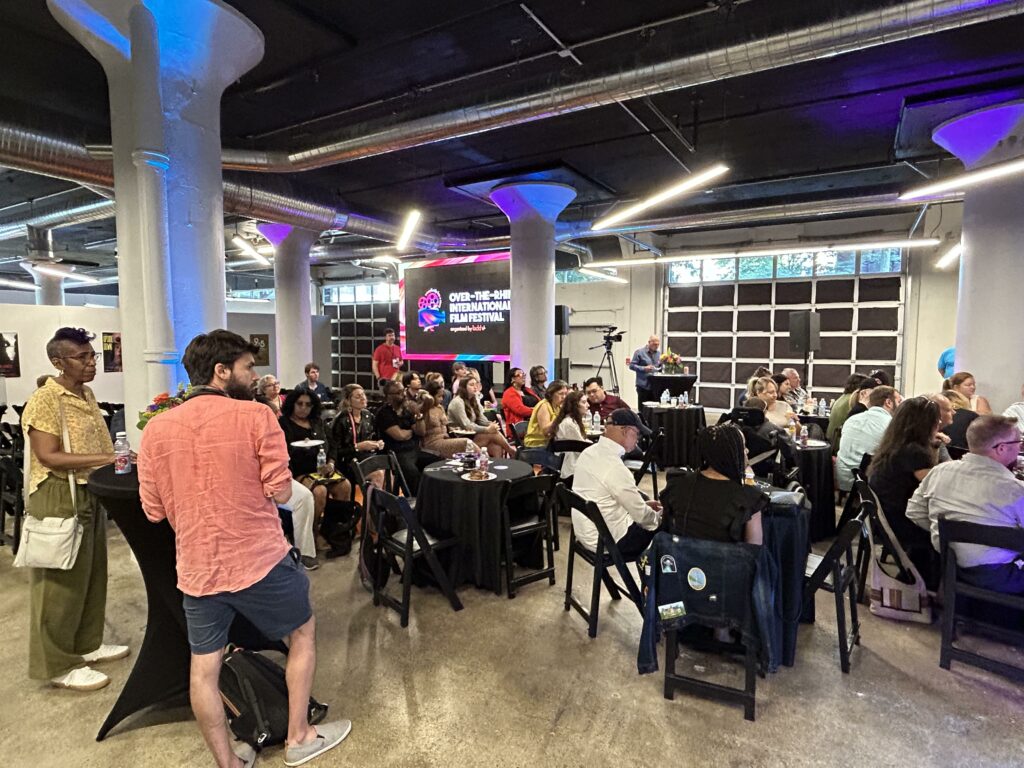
[217,0,1024,172]
[0,193,115,241]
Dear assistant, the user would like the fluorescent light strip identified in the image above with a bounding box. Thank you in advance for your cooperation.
[32,264,101,284]
[590,238,940,268]
[232,236,271,266]
[579,267,628,284]
[396,210,421,250]
[900,156,1024,200]
[84,302,112,308]
[935,242,963,270]
[592,164,729,231]
[0,277,39,290]
[369,255,401,265]
[227,296,271,303]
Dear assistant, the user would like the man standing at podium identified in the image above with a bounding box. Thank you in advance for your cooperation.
[139,330,350,768]
[629,334,662,407]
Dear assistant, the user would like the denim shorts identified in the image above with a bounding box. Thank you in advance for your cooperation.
[182,550,312,655]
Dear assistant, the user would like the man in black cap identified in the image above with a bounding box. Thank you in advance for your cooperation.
[571,408,663,559]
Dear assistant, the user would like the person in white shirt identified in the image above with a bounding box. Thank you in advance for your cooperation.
[1002,382,1024,435]
[907,415,1024,594]
[836,386,900,491]
[781,367,812,412]
[571,408,662,558]
[551,390,590,480]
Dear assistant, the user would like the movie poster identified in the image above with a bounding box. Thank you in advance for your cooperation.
[250,334,270,366]
[102,332,122,373]
[0,331,19,377]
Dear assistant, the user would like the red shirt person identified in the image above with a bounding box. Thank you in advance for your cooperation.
[584,376,627,420]
[372,328,404,384]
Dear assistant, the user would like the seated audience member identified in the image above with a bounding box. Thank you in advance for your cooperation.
[448,376,511,457]
[376,380,427,494]
[415,379,479,459]
[403,371,428,411]
[466,367,497,404]
[280,390,349,521]
[827,373,874,448]
[753,376,796,429]
[524,380,568,448]
[572,409,662,558]
[908,415,1024,594]
[868,396,943,587]
[663,424,766,545]
[450,362,469,396]
[944,371,992,415]
[525,365,548,404]
[725,397,795,477]
[551,389,591,479]
[836,386,900,491]
[424,371,452,410]
[738,366,773,407]
[1003,383,1024,435]
[294,361,333,404]
[501,367,535,439]
[328,383,385,494]
[256,374,284,416]
[847,378,878,419]
[584,376,626,420]
[941,389,979,450]
[868,369,892,387]
[781,367,812,412]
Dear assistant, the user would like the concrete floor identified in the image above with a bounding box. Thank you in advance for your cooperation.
[3,482,1024,768]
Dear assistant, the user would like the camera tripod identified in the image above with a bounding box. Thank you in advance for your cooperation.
[589,336,623,394]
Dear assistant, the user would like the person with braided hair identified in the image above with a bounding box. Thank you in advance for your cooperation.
[661,423,766,545]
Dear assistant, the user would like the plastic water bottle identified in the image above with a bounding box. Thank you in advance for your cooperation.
[316,446,327,474]
[818,398,827,417]
[592,411,601,431]
[799,425,809,446]
[660,389,670,405]
[114,431,131,475]
[681,391,689,406]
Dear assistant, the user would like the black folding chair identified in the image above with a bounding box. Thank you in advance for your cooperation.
[804,503,869,673]
[502,475,557,598]
[557,484,643,638]
[853,477,910,603]
[939,519,1024,683]
[365,486,463,628]
[624,427,664,500]
[511,420,529,450]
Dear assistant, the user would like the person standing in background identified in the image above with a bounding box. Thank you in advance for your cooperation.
[372,328,404,387]
[629,335,662,406]
[937,346,956,380]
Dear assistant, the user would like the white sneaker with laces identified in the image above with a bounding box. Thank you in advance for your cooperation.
[82,644,130,664]
[51,666,110,691]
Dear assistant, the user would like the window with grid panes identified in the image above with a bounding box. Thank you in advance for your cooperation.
[323,283,400,389]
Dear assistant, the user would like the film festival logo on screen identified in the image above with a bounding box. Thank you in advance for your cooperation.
[417,288,446,332]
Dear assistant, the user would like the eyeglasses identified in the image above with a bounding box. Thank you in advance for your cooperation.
[993,440,1022,449]
[62,351,100,362]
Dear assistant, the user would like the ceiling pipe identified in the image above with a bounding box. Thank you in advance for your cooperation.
[0,194,115,241]
[216,0,1024,172]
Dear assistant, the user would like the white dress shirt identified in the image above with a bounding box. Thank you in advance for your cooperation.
[906,453,1024,567]
[836,406,892,491]
[554,418,587,479]
[571,436,660,551]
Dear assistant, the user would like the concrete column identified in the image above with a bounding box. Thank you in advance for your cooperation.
[258,222,318,384]
[932,100,1024,410]
[33,271,65,306]
[48,0,264,444]
[489,182,576,376]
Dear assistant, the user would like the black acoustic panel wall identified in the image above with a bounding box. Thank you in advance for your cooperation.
[857,336,899,360]
[858,277,901,302]
[698,387,733,409]
[775,281,812,305]
[814,364,854,388]
[738,283,772,305]
[372,302,391,318]
[356,357,374,374]
[736,336,771,359]
[737,310,771,332]
[669,286,700,307]
[339,339,355,354]
[817,336,853,359]
[859,307,899,331]
[737,363,768,382]
[356,339,373,355]
[667,312,698,332]
[819,308,855,332]
[355,303,372,319]
[815,280,855,303]
[700,361,732,384]
[701,311,733,332]
[773,309,791,332]
[667,336,698,356]
[337,304,355,319]
[701,336,734,358]
[702,284,735,306]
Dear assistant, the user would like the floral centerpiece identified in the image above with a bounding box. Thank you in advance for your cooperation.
[137,384,191,430]
[659,348,684,375]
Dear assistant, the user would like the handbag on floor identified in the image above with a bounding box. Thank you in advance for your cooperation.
[13,400,84,570]
[867,502,932,624]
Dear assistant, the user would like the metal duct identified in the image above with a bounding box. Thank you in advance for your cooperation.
[220,0,1024,171]
[0,195,116,241]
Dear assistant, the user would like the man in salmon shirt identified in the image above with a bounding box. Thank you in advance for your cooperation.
[139,330,350,768]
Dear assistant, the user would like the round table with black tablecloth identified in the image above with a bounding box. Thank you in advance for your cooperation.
[416,459,533,591]
[799,414,830,438]
[793,443,836,541]
[87,464,286,741]
[640,404,706,468]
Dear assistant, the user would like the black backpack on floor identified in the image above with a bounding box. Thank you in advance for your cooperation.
[219,646,328,750]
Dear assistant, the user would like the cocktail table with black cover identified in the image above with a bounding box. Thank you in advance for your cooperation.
[793,442,837,541]
[416,459,533,591]
[639,404,706,468]
[88,464,285,740]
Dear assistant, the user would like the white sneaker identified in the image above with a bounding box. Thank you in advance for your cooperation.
[51,666,110,691]
[82,644,130,664]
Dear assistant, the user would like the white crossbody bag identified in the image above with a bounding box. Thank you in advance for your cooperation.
[13,399,84,570]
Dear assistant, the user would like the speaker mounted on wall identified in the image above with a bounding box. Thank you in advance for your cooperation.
[788,310,821,355]
[555,305,570,336]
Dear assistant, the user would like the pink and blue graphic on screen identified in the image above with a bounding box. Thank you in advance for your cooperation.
[417,287,445,331]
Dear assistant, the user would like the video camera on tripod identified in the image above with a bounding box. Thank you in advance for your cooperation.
[588,326,627,393]
[594,325,625,348]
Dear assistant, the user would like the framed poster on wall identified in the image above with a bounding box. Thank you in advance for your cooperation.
[250,333,270,366]
[0,331,20,377]
[102,332,122,372]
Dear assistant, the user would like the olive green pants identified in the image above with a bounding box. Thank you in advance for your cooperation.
[27,475,107,679]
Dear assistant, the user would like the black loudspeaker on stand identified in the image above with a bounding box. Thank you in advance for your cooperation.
[788,310,820,384]
[554,305,571,380]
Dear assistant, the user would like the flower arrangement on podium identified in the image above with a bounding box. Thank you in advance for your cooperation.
[137,384,191,430]
[659,349,684,375]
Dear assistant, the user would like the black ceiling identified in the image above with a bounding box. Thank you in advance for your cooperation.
[0,0,1023,256]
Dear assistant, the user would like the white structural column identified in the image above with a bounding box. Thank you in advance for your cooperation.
[489,183,576,376]
[932,100,1024,410]
[33,272,65,306]
[257,222,318,384]
[48,0,264,444]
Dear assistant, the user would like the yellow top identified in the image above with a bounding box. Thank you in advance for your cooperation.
[524,399,559,448]
[20,377,114,495]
